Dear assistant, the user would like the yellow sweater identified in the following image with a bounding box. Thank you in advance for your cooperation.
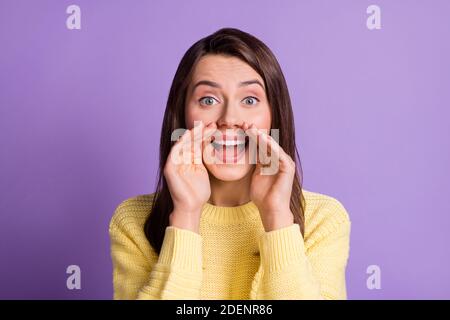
[109,189,351,300]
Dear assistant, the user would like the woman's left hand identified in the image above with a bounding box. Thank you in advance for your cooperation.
[245,123,296,232]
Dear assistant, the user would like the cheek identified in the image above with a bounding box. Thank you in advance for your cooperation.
[185,105,220,129]
[248,107,272,130]
[185,107,211,129]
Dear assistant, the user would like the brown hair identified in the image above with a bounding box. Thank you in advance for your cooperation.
[144,27,305,254]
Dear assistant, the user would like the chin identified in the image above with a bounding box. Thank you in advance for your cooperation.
[205,163,253,182]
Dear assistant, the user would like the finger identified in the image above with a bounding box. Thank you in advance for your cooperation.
[245,126,281,174]
[254,130,281,175]
[246,124,259,165]
[246,125,273,165]
[201,122,218,153]
[192,121,205,164]
[192,120,204,139]
[260,131,293,165]
[258,129,294,165]
[258,130,296,175]
[258,129,279,160]
[202,122,218,165]
[178,124,201,165]
[171,128,191,152]
[202,121,218,143]
[246,124,294,174]
[170,129,191,165]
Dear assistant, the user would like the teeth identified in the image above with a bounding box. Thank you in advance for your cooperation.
[213,140,245,146]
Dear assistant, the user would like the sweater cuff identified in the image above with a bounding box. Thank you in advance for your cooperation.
[158,226,203,273]
[258,223,306,272]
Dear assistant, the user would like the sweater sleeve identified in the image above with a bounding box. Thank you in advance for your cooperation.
[109,216,203,300]
[249,202,351,300]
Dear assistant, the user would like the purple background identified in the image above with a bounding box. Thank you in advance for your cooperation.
[1,0,449,299]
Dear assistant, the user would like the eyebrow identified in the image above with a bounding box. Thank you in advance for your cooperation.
[191,79,265,93]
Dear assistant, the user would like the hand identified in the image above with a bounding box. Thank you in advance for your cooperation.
[246,123,295,232]
[164,121,217,233]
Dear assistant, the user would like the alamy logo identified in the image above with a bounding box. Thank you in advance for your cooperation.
[170,121,281,175]
[66,5,81,30]
[366,264,381,290]
[64,5,382,32]
[66,265,81,290]
[367,5,381,30]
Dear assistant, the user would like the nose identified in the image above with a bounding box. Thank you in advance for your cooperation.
[216,102,243,129]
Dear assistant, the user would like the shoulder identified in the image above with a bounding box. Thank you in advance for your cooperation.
[109,193,156,237]
[109,193,158,264]
[302,189,351,247]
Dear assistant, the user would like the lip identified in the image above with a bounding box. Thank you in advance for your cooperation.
[207,130,249,164]
[212,139,249,164]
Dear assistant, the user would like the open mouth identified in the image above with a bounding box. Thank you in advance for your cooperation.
[211,135,249,164]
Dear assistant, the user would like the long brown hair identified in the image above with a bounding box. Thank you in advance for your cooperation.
[144,28,305,254]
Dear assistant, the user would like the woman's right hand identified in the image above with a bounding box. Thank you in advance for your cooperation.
[164,121,216,233]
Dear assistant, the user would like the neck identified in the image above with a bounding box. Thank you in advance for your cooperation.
[208,170,253,207]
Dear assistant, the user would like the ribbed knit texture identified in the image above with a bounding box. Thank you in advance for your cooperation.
[109,189,351,300]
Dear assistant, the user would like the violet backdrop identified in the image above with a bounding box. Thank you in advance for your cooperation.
[1,0,449,299]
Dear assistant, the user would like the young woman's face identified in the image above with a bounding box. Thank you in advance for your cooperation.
[185,54,272,182]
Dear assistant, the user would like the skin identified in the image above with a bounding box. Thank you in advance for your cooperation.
[164,54,295,233]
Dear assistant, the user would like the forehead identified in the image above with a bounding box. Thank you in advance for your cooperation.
[191,54,263,84]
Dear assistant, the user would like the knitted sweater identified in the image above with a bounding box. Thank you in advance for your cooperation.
[109,189,351,300]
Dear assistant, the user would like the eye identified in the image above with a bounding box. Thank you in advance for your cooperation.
[242,96,259,106]
[199,96,219,106]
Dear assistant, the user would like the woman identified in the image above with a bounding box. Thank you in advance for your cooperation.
[109,28,351,300]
